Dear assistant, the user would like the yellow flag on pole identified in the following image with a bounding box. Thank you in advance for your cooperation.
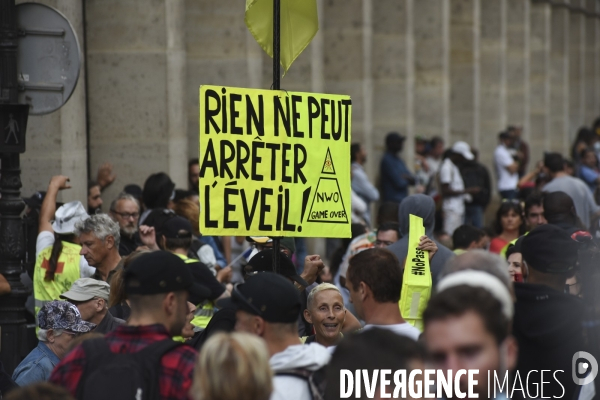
[399,214,433,332]
[245,0,318,74]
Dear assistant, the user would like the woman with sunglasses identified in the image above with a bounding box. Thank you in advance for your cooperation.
[489,200,526,254]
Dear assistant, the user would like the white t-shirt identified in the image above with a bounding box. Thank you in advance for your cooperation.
[36,231,96,278]
[363,323,420,341]
[439,158,466,213]
[494,145,518,191]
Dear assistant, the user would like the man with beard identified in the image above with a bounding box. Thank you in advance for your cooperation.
[87,163,117,215]
[109,193,142,256]
[188,158,199,192]
[50,251,209,399]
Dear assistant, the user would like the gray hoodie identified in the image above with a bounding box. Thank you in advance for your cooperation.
[269,343,331,400]
[387,194,455,284]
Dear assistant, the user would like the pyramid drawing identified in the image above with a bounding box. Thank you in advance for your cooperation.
[321,148,336,174]
[307,148,348,224]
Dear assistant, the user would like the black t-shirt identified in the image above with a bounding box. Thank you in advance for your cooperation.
[118,233,141,257]
[185,260,225,304]
[513,283,586,400]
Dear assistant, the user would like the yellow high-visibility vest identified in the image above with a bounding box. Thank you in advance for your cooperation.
[174,253,215,330]
[399,214,432,332]
[33,241,81,324]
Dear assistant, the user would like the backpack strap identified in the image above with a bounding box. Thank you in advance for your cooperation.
[275,367,326,400]
[275,368,313,379]
[134,339,182,363]
[131,339,183,400]
[76,338,117,399]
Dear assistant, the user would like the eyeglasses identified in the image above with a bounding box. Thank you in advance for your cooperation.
[502,199,520,204]
[374,240,394,247]
[111,211,140,220]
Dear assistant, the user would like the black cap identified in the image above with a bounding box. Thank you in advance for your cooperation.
[124,251,211,299]
[247,250,309,287]
[217,273,301,323]
[505,236,525,259]
[161,216,193,239]
[521,224,578,273]
[24,191,46,209]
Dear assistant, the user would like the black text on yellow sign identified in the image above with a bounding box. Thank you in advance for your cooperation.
[199,85,352,238]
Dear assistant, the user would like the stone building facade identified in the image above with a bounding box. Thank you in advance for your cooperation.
[19,0,600,214]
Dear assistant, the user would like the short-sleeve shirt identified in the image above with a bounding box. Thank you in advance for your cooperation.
[439,158,466,213]
[362,323,420,341]
[36,231,96,278]
[494,145,518,191]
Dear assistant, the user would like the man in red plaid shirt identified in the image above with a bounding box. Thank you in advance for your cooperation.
[50,251,211,400]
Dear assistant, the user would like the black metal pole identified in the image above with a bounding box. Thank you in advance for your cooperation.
[0,0,31,373]
[272,0,281,273]
[273,0,281,91]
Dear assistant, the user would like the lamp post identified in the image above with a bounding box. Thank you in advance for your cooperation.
[0,0,32,373]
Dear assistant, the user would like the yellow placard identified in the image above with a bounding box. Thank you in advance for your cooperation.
[198,85,352,238]
[399,214,433,331]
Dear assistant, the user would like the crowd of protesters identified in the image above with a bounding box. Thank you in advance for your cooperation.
[0,120,599,400]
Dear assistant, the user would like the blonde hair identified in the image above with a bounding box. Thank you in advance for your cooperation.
[192,332,273,400]
[307,283,343,310]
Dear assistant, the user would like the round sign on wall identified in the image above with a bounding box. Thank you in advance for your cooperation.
[16,2,81,115]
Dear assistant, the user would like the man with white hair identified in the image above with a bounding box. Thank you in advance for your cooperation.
[12,301,95,386]
[108,192,141,256]
[75,214,121,282]
[60,278,125,334]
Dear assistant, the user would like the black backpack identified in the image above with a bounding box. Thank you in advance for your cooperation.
[275,366,327,400]
[76,338,182,400]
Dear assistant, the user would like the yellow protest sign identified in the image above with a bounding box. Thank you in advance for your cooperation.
[399,214,433,331]
[198,85,352,238]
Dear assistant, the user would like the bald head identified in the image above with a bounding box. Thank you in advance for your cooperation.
[543,191,577,226]
[440,250,514,300]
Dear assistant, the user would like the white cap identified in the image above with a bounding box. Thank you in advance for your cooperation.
[437,270,514,319]
[451,141,474,160]
[52,201,89,234]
